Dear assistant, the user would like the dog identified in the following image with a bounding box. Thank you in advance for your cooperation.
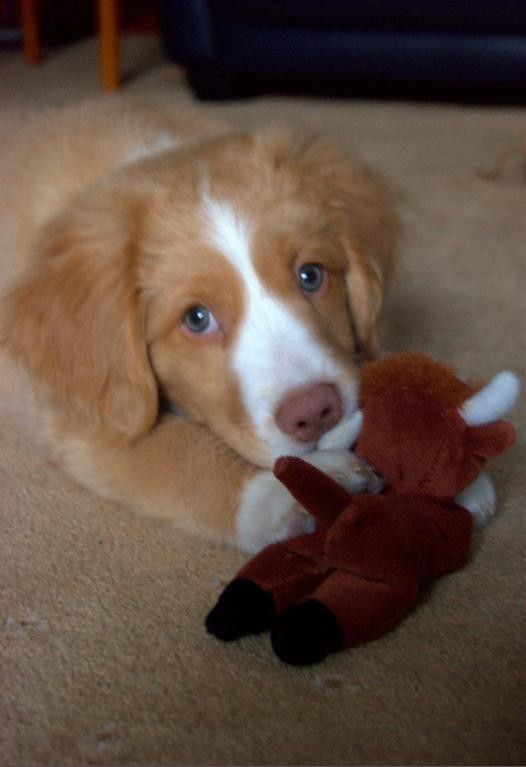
[0,100,399,552]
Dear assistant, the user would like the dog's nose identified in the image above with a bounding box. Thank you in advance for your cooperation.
[275,383,343,443]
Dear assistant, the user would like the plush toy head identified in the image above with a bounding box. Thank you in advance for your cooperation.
[321,352,518,498]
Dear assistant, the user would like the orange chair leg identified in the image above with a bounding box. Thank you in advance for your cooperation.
[19,0,41,64]
[98,0,120,91]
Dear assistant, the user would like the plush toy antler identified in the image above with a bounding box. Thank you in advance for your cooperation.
[206,353,519,665]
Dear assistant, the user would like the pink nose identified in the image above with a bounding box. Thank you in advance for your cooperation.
[275,383,343,443]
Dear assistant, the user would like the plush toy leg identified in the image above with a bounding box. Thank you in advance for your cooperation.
[206,540,328,642]
[274,456,352,529]
[271,570,418,665]
[271,598,342,666]
[206,579,275,641]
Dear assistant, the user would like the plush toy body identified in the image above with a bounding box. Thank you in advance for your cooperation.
[207,353,518,665]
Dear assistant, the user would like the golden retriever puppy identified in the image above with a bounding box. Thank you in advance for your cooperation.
[0,101,399,551]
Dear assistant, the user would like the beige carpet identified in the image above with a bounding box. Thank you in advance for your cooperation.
[1,37,525,766]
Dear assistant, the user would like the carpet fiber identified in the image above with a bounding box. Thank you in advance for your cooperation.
[0,36,525,766]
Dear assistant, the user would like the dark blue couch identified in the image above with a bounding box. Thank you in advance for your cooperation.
[161,0,526,101]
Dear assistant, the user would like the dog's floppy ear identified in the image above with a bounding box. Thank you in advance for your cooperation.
[342,237,386,357]
[291,137,400,356]
[2,191,158,440]
[332,164,399,356]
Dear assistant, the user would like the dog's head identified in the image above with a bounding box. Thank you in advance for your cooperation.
[3,130,398,467]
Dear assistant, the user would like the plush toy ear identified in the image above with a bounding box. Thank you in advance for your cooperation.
[467,421,517,460]
[460,371,520,426]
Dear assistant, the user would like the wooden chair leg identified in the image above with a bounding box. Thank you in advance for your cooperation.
[19,0,41,64]
[98,0,120,91]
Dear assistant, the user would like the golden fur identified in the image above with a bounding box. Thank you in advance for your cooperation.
[0,100,399,549]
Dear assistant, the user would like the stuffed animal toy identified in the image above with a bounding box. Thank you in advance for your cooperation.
[206,353,519,666]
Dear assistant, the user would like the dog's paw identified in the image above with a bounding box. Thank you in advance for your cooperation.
[236,471,316,553]
[236,451,381,553]
[304,449,383,495]
[455,472,497,528]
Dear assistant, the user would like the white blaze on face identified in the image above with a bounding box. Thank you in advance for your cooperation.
[203,194,358,459]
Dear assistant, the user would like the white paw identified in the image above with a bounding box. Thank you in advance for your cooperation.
[236,471,316,553]
[455,472,497,528]
[304,449,383,495]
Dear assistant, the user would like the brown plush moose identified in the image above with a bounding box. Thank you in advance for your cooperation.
[206,353,518,665]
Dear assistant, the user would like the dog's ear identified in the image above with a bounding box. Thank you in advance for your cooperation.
[342,237,386,357]
[326,159,400,357]
[291,137,400,356]
[2,192,158,440]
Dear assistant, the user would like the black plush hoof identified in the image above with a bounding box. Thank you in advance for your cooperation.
[271,600,342,666]
[205,579,275,641]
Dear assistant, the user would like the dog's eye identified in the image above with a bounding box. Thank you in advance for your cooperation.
[297,263,326,293]
[183,305,218,335]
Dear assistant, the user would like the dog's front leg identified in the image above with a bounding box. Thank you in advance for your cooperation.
[59,416,379,552]
[58,415,311,550]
